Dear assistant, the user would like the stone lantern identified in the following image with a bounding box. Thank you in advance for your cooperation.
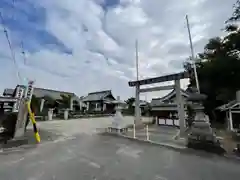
[187,87,224,153]
[112,96,125,128]
[108,96,126,133]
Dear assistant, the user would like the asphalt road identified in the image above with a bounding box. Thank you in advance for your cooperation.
[0,133,240,180]
[0,118,240,180]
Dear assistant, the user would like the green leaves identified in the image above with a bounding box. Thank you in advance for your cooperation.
[185,0,240,121]
[59,94,71,109]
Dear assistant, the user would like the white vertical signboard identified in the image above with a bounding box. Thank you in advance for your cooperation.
[12,86,25,112]
[14,81,35,138]
[25,80,34,102]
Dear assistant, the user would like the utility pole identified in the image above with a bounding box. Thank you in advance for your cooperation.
[135,39,139,81]
[135,39,141,124]
[186,15,200,93]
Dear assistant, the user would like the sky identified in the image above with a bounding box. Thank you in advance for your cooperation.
[0,0,237,101]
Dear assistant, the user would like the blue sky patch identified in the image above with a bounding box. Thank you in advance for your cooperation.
[0,0,72,54]
[97,0,120,11]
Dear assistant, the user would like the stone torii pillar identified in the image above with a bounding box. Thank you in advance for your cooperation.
[135,83,141,124]
[175,79,185,137]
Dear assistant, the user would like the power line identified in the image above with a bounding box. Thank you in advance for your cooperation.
[0,11,22,83]
[21,41,27,65]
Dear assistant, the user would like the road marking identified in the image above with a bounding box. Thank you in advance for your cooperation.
[6,157,25,166]
[155,175,168,180]
[116,145,142,158]
[79,157,101,169]
[89,161,101,169]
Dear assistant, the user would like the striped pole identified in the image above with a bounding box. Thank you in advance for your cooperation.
[133,123,136,139]
[146,125,149,141]
[27,101,41,143]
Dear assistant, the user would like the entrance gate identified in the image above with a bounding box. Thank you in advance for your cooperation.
[128,71,189,137]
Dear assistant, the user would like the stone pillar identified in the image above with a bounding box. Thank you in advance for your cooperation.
[175,79,185,136]
[87,102,89,111]
[229,110,233,131]
[70,97,73,111]
[48,109,53,121]
[64,109,69,120]
[14,99,28,138]
[14,81,34,138]
[40,99,45,112]
[135,84,141,124]
[79,101,82,111]
[103,103,106,111]
[95,103,98,111]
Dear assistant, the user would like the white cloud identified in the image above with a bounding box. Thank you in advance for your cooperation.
[0,0,237,101]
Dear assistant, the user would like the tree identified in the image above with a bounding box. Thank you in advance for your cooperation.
[59,94,71,109]
[30,95,41,114]
[125,97,135,114]
[226,0,240,23]
[185,0,240,123]
[125,97,135,106]
[43,95,56,109]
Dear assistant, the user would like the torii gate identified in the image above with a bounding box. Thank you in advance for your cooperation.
[128,71,190,137]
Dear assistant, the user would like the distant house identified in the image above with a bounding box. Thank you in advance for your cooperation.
[3,85,85,112]
[132,100,149,114]
[82,90,116,113]
[150,89,190,126]
[216,90,240,131]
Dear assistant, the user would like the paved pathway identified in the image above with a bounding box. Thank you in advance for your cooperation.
[1,134,240,180]
[1,117,240,179]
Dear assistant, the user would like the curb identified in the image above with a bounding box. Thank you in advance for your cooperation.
[101,132,187,153]
[102,132,240,163]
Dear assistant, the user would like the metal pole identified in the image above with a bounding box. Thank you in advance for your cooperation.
[133,123,136,138]
[186,15,200,93]
[134,39,141,124]
[135,39,139,81]
[146,125,149,141]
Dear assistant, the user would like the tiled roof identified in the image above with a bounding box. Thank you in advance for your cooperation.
[132,100,149,107]
[83,90,114,102]
[3,88,15,96]
[150,89,189,107]
[216,100,238,111]
[3,86,76,100]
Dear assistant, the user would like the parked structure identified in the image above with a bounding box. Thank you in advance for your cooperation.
[82,90,116,113]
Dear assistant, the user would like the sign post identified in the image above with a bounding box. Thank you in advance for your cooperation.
[13,81,35,139]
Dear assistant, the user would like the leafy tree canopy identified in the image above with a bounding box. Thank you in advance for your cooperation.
[185,0,240,122]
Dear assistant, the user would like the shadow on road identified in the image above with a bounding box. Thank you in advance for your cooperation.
[0,129,61,151]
